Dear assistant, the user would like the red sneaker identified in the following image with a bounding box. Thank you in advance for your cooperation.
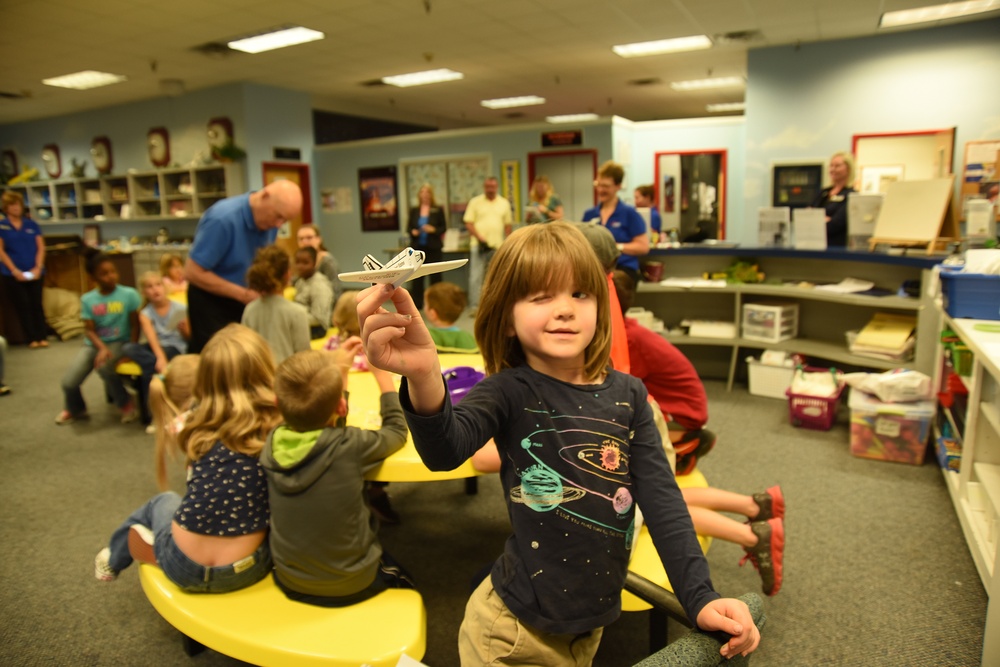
[752,485,785,521]
[740,517,784,596]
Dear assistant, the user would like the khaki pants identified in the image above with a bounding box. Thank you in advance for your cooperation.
[458,576,603,666]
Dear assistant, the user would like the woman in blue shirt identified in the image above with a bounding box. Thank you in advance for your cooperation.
[583,161,649,285]
[406,183,447,310]
[0,191,47,347]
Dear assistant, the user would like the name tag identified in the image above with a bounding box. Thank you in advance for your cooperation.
[232,555,256,573]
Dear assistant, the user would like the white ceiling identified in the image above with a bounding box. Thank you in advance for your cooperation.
[1,0,997,129]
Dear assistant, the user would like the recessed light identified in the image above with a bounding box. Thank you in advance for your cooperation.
[546,113,600,123]
[42,70,127,90]
[612,35,712,58]
[706,102,745,112]
[671,76,745,91]
[227,26,325,54]
[880,0,1000,27]
[481,96,545,109]
[381,69,464,87]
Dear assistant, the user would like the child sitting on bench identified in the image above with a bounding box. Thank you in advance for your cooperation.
[261,348,413,606]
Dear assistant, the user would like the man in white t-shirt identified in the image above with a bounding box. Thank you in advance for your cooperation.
[463,177,512,309]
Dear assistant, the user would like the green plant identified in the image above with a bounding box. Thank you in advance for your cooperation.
[213,140,246,161]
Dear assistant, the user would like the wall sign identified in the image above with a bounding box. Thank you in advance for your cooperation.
[273,147,302,161]
[541,130,582,148]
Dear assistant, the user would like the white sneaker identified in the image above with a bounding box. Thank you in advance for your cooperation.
[94,547,118,581]
[145,423,156,435]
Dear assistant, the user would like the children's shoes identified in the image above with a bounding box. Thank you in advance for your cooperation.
[94,548,118,581]
[752,485,785,522]
[740,518,784,596]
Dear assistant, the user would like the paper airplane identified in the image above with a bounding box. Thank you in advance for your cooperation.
[338,247,468,288]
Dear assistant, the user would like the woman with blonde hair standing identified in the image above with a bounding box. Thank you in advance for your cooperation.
[406,183,447,310]
[811,151,856,247]
[525,175,564,223]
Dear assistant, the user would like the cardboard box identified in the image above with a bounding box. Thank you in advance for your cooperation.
[848,389,935,465]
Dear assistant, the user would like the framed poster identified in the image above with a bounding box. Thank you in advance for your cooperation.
[962,139,1000,220]
[500,159,521,217]
[358,166,399,232]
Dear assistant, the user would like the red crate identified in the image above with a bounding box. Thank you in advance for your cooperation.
[785,367,845,431]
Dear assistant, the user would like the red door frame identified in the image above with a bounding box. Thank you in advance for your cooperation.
[654,149,728,239]
[262,161,313,223]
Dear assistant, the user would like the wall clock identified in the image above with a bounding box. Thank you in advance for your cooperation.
[1,150,16,182]
[207,117,234,158]
[147,127,171,167]
[41,144,61,178]
[90,136,113,175]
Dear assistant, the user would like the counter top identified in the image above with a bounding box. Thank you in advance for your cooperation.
[648,246,946,268]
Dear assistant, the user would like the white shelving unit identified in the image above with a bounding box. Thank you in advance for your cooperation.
[6,162,244,225]
[634,275,935,389]
[935,314,1000,665]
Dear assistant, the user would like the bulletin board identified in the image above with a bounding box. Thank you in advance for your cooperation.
[869,176,958,253]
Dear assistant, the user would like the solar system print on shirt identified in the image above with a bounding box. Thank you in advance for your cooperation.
[509,400,640,550]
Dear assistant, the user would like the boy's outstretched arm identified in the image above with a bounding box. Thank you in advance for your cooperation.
[357,283,444,415]
[696,598,761,659]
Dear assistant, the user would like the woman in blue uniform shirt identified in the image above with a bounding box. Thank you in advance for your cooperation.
[583,160,649,285]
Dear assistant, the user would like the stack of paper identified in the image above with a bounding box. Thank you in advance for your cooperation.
[850,312,916,361]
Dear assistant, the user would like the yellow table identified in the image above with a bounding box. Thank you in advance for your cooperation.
[346,353,485,483]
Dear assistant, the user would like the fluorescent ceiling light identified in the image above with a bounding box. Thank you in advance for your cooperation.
[706,102,745,112]
[547,113,600,123]
[671,76,745,91]
[382,68,464,87]
[481,96,546,109]
[228,26,325,54]
[880,0,1000,27]
[612,35,712,58]
[42,70,127,90]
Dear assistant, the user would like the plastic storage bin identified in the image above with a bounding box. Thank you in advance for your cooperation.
[746,357,796,399]
[786,367,845,430]
[742,302,799,343]
[940,272,1000,321]
[848,389,935,465]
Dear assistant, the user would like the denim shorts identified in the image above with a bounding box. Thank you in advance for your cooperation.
[157,530,273,594]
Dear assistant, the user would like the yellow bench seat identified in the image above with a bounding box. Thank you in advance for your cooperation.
[138,564,426,667]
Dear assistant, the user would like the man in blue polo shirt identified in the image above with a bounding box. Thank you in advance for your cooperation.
[185,180,303,353]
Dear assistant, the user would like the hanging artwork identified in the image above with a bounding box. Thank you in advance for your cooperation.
[500,159,521,216]
[358,166,399,232]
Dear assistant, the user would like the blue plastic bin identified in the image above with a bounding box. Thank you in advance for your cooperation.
[940,272,1000,320]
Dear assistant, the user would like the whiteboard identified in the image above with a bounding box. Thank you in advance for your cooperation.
[872,177,954,242]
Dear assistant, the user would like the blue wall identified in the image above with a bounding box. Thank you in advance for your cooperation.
[312,123,614,273]
[742,17,1000,246]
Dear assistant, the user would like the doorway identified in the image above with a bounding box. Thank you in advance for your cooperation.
[528,150,598,222]
[262,162,312,257]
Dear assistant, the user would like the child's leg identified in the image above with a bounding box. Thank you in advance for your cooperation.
[61,345,99,414]
[104,491,181,573]
[687,506,757,547]
[95,341,130,409]
[682,486,759,518]
[458,576,603,666]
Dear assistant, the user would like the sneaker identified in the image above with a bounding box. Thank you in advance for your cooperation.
[0,383,10,396]
[55,410,88,425]
[128,524,157,565]
[740,518,784,596]
[120,403,139,424]
[145,423,157,435]
[368,487,401,525]
[752,485,785,522]
[94,547,118,581]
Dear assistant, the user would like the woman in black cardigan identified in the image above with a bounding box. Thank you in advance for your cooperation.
[406,183,448,310]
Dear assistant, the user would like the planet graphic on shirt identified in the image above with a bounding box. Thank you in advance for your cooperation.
[510,465,587,512]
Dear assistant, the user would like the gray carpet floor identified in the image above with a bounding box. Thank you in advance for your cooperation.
[0,337,988,666]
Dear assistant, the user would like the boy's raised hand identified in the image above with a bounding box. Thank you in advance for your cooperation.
[696,597,761,659]
[357,284,439,381]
